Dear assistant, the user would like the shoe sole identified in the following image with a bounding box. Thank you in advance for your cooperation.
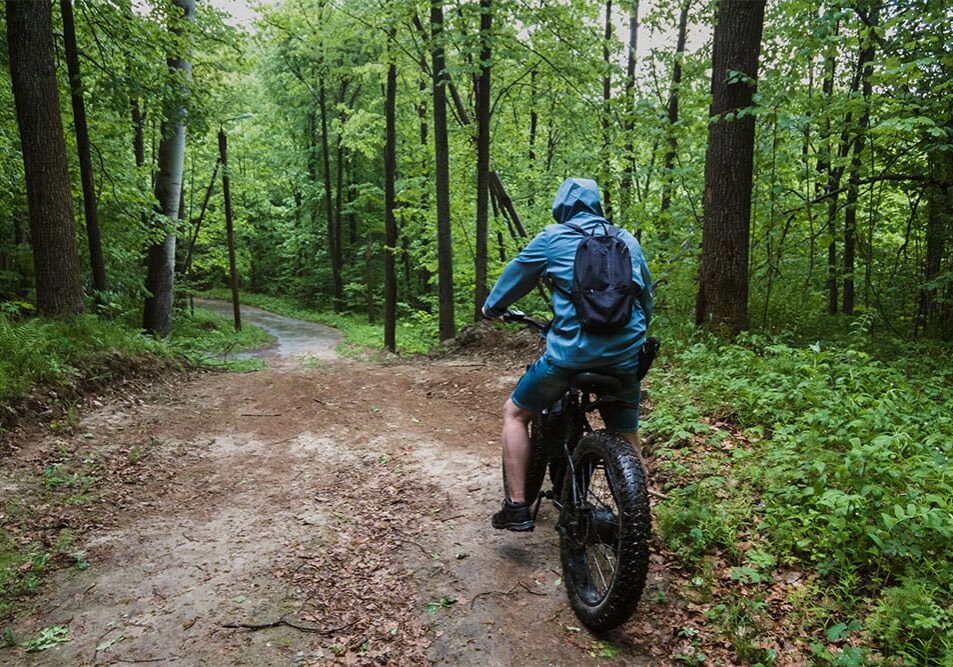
[492,520,535,532]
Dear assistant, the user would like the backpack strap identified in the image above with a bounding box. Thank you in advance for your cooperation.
[548,274,572,298]
[565,220,620,237]
[562,222,590,236]
[551,222,587,297]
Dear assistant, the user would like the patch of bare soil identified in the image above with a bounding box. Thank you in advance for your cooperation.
[0,319,739,665]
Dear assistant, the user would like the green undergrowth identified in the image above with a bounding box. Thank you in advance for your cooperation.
[0,308,272,414]
[0,313,165,404]
[645,327,953,665]
[199,288,434,355]
[169,306,271,371]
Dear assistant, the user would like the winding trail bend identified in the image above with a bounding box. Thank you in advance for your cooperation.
[194,299,341,361]
[5,305,667,666]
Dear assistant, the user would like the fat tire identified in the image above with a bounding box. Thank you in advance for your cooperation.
[559,430,650,632]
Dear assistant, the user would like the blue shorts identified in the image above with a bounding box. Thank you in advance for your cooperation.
[510,355,641,432]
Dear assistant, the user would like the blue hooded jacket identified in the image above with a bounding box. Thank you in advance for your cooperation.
[483,177,653,370]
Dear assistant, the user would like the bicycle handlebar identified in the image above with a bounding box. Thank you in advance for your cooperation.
[502,309,548,331]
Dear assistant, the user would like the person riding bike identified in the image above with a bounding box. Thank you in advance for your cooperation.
[482,177,653,531]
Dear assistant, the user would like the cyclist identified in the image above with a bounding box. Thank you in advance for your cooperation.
[482,177,653,531]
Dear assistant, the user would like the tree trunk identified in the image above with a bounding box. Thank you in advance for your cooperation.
[365,232,376,324]
[143,0,194,336]
[384,51,398,351]
[474,0,492,322]
[319,79,344,312]
[695,0,766,335]
[131,102,145,169]
[918,141,953,336]
[335,143,345,251]
[815,17,839,315]
[528,68,538,208]
[842,2,880,316]
[415,59,432,308]
[6,0,85,317]
[659,0,691,219]
[431,0,456,340]
[620,0,640,217]
[61,0,106,295]
[307,111,320,233]
[601,0,614,221]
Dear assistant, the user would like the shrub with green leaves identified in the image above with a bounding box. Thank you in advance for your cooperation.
[646,330,953,664]
[0,313,164,402]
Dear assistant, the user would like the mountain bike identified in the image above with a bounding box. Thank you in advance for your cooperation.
[503,310,655,632]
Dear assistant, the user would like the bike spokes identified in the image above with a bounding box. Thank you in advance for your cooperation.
[559,432,650,631]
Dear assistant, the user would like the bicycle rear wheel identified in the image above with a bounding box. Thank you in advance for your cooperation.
[558,430,650,632]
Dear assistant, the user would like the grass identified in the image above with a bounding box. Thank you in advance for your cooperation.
[199,288,435,355]
[169,306,272,371]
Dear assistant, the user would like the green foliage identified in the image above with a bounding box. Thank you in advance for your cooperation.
[0,307,274,410]
[0,313,164,403]
[655,476,747,563]
[647,330,953,663]
[22,625,70,652]
[169,305,273,368]
[0,531,51,618]
[867,580,953,665]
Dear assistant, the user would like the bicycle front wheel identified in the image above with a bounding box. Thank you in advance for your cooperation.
[558,430,650,632]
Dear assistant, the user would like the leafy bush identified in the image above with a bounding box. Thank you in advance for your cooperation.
[0,313,164,402]
[867,580,952,665]
[0,308,274,408]
[169,306,272,366]
[645,329,953,663]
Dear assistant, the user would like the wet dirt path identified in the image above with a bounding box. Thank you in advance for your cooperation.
[3,311,667,665]
[193,299,341,361]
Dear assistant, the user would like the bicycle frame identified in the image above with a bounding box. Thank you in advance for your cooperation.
[501,309,631,515]
[541,385,630,514]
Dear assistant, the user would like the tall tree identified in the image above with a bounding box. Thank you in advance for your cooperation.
[695,0,766,335]
[918,129,953,336]
[474,0,492,321]
[815,14,840,315]
[5,0,85,317]
[143,0,195,336]
[431,0,455,340]
[601,0,614,221]
[383,32,398,352]
[842,2,880,316]
[61,0,107,296]
[620,0,640,219]
[319,78,344,312]
[659,0,691,219]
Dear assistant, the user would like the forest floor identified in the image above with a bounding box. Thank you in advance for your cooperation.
[0,304,714,666]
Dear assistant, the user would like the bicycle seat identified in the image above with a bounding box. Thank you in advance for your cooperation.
[570,372,621,395]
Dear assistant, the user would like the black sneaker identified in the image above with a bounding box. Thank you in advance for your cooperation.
[491,500,535,532]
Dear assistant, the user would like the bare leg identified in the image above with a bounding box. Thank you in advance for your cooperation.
[501,398,536,503]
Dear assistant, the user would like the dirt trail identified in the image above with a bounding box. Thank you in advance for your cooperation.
[3,309,676,666]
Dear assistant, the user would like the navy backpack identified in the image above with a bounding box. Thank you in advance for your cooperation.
[555,222,639,334]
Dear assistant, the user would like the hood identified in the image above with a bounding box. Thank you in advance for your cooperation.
[551,177,605,224]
